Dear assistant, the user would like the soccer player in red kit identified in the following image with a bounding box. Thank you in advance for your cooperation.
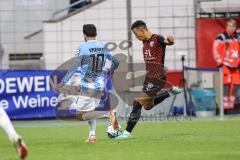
[116,20,181,139]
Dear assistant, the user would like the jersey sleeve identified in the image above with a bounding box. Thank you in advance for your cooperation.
[157,35,166,46]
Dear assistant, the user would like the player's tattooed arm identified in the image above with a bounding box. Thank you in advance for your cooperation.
[164,35,174,45]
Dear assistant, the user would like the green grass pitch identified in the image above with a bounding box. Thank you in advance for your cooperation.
[0,119,240,160]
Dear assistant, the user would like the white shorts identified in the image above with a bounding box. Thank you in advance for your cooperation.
[58,93,101,112]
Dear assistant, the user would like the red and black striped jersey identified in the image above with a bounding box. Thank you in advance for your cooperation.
[143,34,166,78]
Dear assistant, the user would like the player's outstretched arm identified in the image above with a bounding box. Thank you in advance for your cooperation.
[105,50,120,75]
[61,56,83,84]
[164,35,174,45]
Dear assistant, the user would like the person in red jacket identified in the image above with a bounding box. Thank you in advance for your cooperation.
[213,19,240,109]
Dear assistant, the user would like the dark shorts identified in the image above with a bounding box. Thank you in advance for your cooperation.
[142,76,166,97]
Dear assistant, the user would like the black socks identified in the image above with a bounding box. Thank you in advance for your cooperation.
[126,101,142,133]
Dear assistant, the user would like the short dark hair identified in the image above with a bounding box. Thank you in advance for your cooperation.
[83,24,97,37]
[131,20,147,30]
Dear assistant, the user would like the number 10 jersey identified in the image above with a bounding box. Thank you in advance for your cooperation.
[62,40,119,92]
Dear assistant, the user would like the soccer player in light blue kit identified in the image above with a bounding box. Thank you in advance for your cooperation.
[57,24,119,142]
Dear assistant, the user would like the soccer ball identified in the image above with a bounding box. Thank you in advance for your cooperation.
[106,124,122,138]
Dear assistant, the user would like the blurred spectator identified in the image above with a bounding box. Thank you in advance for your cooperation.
[212,19,240,109]
[69,0,92,13]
